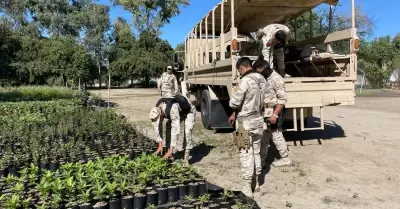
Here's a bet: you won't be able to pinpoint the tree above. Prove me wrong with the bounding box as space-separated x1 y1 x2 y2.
109 17 137 85
82 3 111 88
287 3 374 53
359 36 399 88
0 19 21 85
174 43 185 70
111 0 189 34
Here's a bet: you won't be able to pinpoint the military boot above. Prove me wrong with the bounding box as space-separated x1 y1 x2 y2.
183 150 190 166
241 180 253 198
272 157 292 167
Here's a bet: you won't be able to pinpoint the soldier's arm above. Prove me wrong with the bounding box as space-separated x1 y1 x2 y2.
273 77 288 115
169 104 181 147
158 73 164 90
152 117 163 143
157 78 161 90
173 75 179 94
229 78 249 110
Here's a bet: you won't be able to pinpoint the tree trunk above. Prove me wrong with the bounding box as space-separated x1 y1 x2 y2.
98 60 101 89
144 76 150 88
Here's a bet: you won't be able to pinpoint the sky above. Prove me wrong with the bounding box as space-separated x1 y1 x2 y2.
100 0 399 48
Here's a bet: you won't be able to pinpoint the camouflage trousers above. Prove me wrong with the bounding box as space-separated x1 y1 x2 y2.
238 117 264 180
261 42 285 76
162 111 195 151
260 122 289 162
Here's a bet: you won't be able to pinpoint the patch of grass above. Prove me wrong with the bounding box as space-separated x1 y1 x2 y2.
322 196 333 204
0 86 83 102
192 122 234 150
355 88 382 96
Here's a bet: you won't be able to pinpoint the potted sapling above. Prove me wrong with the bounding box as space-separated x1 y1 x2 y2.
4 194 21 209
65 176 78 208
77 188 93 209
119 179 133 209
49 193 63 209
93 181 108 209
105 181 120 209
182 195 195 209
0 158 6 177
36 178 51 205
132 184 146 209
49 148 60 172
176 173 188 200
11 182 24 197
21 197 33 209
220 190 234 208
198 193 211 208
39 153 49 171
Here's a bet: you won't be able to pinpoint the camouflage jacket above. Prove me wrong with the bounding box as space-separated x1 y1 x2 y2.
229 71 267 118
158 72 179 95
263 70 287 118
259 24 290 46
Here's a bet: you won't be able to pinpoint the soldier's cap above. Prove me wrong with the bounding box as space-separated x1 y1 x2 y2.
149 103 167 120
149 107 160 120
167 66 173 70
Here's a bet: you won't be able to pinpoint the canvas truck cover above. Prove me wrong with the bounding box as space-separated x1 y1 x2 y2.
196 0 339 34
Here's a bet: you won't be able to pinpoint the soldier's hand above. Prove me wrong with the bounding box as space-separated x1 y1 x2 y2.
268 115 277 124
155 142 163 155
163 148 173 160
228 114 236 125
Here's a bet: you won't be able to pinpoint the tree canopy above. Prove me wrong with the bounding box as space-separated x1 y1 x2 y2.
0 0 398 88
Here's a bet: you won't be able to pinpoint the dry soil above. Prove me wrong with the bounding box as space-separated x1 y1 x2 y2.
91 88 400 209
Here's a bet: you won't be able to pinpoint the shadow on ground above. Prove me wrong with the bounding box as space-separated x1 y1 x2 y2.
175 142 215 164
284 117 346 146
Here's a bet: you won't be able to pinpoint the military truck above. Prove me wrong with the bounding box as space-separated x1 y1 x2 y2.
178 0 359 131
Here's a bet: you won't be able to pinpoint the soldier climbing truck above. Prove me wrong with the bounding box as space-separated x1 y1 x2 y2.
176 0 359 131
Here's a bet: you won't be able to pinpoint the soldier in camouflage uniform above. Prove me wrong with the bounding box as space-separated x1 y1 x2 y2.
149 95 196 164
228 57 266 198
257 24 291 78
157 65 179 97
253 59 292 167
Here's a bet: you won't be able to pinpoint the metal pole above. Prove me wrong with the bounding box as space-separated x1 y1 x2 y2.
327 5 333 53
360 73 365 94
108 73 111 108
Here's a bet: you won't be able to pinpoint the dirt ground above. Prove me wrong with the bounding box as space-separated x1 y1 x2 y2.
92 88 400 209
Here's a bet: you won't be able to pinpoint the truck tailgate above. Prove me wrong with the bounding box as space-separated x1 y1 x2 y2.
285 81 355 108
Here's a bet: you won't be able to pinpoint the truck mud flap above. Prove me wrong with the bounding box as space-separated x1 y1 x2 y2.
209 100 234 129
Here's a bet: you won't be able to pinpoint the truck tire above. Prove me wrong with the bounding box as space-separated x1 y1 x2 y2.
200 89 212 130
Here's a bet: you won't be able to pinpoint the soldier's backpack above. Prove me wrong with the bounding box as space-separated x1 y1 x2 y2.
155 95 191 119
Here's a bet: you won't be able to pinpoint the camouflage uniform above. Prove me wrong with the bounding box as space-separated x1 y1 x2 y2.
158 71 179 97
149 96 196 162
261 70 291 167
229 71 266 198
258 24 290 77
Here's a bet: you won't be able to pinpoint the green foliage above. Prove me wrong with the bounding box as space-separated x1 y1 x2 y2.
112 0 190 33
109 24 174 86
359 36 400 88
0 86 83 102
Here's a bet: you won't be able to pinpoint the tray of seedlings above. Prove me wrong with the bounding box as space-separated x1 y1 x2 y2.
0 87 260 209
0 154 259 209
0 100 157 177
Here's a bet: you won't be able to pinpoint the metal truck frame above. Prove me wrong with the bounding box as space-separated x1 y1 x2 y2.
179 0 359 131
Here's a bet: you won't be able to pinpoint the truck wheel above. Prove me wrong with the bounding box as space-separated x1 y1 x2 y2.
201 89 212 130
